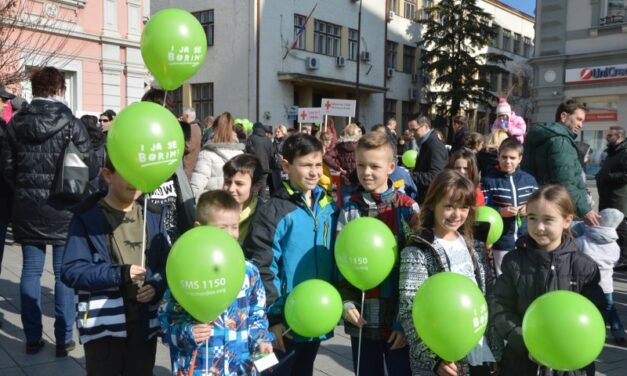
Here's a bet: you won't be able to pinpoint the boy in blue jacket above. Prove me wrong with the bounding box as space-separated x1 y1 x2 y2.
243 133 339 376
481 138 538 275
61 157 170 375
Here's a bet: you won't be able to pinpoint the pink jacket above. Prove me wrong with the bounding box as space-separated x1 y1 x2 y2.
491 111 526 143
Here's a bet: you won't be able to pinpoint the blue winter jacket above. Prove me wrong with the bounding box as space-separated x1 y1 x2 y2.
61 193 171 344
243 181 339 341
481 167 539 250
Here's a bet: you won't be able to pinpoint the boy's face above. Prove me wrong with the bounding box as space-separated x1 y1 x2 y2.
498 148 522 174
205 209 240 239
283 151 323 194
356 147 395 194
223 171 253 207
102 168 141 204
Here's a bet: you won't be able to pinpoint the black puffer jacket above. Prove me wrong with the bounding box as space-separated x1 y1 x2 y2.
596 140 627 215
0 99 92 245
246 123 273 173
493 234 604 376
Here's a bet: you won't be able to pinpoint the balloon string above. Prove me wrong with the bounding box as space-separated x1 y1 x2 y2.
162 90 168 108
141 194 148 269
205 338 209 375
356 291 365 376
281 328 292 337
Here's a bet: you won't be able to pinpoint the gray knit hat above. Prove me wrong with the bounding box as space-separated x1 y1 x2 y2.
599 208 625 229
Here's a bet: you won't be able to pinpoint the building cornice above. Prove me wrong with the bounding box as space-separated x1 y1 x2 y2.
530 49 627 64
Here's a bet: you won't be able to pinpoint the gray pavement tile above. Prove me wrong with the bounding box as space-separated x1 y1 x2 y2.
0 330 53 367
0 344 17 369
0 368 26 376
21 358 84 376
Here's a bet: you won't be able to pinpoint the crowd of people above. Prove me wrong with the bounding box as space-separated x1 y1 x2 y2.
0 67 626 376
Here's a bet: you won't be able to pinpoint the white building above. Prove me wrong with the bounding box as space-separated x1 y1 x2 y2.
151 0 533 132
532 0 627 172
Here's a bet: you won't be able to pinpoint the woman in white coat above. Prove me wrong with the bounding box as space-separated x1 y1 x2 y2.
190 112 244 201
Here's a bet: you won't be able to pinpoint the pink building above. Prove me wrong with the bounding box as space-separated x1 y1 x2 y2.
5 0 148 115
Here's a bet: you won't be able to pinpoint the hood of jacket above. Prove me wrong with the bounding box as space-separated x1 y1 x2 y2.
525 122 576 149
203 141 245 153
252 122 267 137
10 99 75 143
336 138 357 151
584 225 619 244
516 233 579 265
606 139 627 156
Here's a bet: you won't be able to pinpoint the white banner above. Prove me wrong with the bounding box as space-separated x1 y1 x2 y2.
321 98 356 117
297 107 323 123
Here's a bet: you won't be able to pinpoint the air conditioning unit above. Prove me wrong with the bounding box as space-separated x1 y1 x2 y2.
411 73 419 83
409 88 419 100
336 56 346 67
386 67 394 78
387 11 395 21
306 57 320 70
360 50 371 62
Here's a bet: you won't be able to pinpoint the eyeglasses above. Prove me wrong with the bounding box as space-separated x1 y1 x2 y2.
99 118 110 123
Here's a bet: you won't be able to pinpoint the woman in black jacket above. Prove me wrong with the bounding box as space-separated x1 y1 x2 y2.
0 67 92 356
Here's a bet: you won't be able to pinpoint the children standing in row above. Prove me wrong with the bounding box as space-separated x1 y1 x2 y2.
243 133 339 376
61 157 171 375
338 132 418 375
482 138 538 274
159 190 274 375
493 185 604 375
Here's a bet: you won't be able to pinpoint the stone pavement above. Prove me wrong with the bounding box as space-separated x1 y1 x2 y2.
0 240 626 375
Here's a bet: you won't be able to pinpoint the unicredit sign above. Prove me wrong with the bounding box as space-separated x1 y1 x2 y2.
566 64 627 84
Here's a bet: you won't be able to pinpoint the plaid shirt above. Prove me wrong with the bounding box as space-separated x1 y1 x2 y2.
158 261 274 376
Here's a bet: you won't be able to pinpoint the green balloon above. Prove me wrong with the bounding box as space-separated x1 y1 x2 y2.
166 226 246 323
402 149 418 168
107 102 184 192
284 279 343 338
234 118 243 125
141 9 207 90
412 272 488 361
523 291 605 371
335 217 397 291
475 206 504 245
243 120 253 133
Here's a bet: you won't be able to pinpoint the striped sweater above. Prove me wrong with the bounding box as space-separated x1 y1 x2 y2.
61 193 171 344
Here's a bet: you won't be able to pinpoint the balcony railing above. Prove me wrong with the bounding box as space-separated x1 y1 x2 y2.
600 14 624 26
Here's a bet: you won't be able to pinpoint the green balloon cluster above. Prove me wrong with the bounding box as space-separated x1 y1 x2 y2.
141 9 207 90
107 102 184 192
335 217 397 291
475 206 504 245
523 291 605 371
412 272 488 361
166 226 246 323
284 280 342 338
401 150 418 168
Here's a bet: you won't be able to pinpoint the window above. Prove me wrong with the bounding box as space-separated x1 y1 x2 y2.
192 83 214 122
386 41 398 70
385 99 397 125
388 0 399 14
501 72 510 92
502 29 511 51
491 24 500 48
403 45 416 73
314 19 341 57
523 37 532 57
513 33 521 54
171 87 183 117
404 0 416 19
512 74 519 96
193 10 214 46
402 101 413 130
348 29 359 61
601 0 625 25
490 73 498 92
293 14 306 50
421 0 433 20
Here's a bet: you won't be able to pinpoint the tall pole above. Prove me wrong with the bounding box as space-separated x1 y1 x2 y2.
354 0 362 122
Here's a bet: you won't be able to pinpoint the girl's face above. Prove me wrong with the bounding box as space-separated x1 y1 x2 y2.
526 198 573 252
452 158 469 178
433 192 470 239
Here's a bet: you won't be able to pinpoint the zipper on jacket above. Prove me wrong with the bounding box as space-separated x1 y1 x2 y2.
546 253 556 291
509 174 519 241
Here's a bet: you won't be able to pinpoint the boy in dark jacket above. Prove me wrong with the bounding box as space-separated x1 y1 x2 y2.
482 138 538 275
61 157 170 376
243 133 339 376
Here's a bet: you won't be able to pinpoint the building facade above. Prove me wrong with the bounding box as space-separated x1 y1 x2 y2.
532 0 627 172
5 0 148 116
152 0 533 132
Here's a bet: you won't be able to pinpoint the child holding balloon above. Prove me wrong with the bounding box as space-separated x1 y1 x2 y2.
61 157 171 375
159 190 274 375
338 131 419 376
493 185 604 375
398 169 497 375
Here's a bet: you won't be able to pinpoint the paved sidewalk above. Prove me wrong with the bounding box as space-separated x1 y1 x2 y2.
0 239 626 375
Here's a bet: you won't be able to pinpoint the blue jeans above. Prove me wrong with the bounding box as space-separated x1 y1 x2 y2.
349 336 412 376
605 293 625 339
20 244 74 345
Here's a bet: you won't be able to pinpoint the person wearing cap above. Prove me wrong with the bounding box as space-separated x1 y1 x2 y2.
245 121 274 198
490 97 527 144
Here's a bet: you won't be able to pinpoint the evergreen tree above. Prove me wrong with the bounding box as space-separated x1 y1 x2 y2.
419 0 509 127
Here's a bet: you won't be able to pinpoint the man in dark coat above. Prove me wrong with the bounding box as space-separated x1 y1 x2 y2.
246 122 274 198
597 126 627 267
408 115 448 204
449 115 469 153
522 99 601 226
